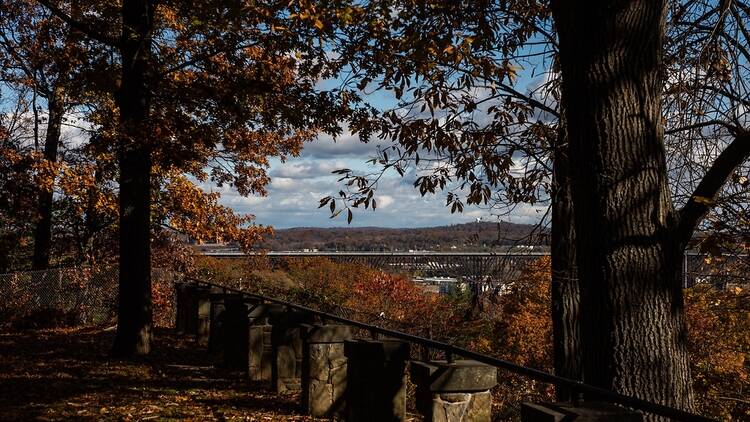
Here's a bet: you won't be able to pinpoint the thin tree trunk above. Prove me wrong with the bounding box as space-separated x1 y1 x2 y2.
550 123 581 400
32 87 65 270
112 0 154 357
31 0 81 271
551 0 694 412
83 166 102 265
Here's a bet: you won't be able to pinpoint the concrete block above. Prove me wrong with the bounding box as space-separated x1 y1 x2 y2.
410 360 497 393
344 339 410 422
411 360 497 422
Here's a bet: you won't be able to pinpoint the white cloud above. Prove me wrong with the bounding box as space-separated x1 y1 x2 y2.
302 129 392 159
377 195 395 209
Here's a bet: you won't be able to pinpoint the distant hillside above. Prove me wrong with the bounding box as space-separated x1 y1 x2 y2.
255 221 546 252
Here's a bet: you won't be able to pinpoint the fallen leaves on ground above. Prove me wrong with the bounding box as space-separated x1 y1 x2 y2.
0 327 321 421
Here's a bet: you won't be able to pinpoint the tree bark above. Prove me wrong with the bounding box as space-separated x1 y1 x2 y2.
111 0 154 357
550 124 581 400
551 0 694 412
31 86 65 270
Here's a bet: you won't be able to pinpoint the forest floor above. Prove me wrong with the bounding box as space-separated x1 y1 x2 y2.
0 326 319 421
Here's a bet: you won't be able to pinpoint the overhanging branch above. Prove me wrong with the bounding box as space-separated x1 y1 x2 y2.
36 0 120 48
677 129 750 246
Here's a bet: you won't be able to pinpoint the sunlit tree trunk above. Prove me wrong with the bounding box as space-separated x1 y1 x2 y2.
552 0 694 412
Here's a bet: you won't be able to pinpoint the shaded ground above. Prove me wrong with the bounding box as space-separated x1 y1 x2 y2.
0 326 319 421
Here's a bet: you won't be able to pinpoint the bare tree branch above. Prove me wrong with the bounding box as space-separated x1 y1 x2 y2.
665 119 741 135
35 0 120 48
677 129 750 246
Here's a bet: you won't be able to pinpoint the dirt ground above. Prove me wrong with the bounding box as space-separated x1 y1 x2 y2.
0 326 319 421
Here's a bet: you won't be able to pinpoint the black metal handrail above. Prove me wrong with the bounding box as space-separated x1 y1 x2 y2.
186 277 715 422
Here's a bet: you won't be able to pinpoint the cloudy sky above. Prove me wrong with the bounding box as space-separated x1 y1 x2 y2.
214 129 547 229
213 69 554 229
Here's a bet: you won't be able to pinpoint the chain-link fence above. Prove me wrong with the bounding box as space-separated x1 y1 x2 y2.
0 267 177 330
0 267 118 329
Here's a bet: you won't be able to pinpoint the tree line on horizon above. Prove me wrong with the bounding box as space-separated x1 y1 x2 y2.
254 221 544 252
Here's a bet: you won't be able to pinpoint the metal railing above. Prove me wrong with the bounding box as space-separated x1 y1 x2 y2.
187 276 715 422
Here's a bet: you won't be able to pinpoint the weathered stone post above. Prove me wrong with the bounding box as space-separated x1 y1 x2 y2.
185 285 211 335
270 310 315 393
208 292 242 356
410 360 498 422
247 303 285 382
222 295 250 370
301 324 353 418
520 402 643 421
196 287 220 347
208 292 225 354
174 282 189 334
344 339 410 422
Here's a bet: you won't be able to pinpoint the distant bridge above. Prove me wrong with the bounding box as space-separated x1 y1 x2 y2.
206 251 544 281
201 250 745 287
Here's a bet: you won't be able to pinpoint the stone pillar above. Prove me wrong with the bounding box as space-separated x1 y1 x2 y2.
301 324 353 418
270 310 315 393
344 339 410 422
208 292 242 356
410 360 498 422
195 288 215 347
520 402 643 422
222 295 250 370
185 285 211 335
174 282 189 334
247 303 285 382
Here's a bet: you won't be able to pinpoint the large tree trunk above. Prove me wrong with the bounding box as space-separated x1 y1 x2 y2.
112 0 154 357
31 87 65 270
550 124 581 400
551 0 694 412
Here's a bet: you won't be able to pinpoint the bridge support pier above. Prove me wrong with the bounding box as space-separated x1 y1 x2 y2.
344 339 410 422
301 324 353 418
410 360 497 422
520 402 643 421
270 311 316 393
